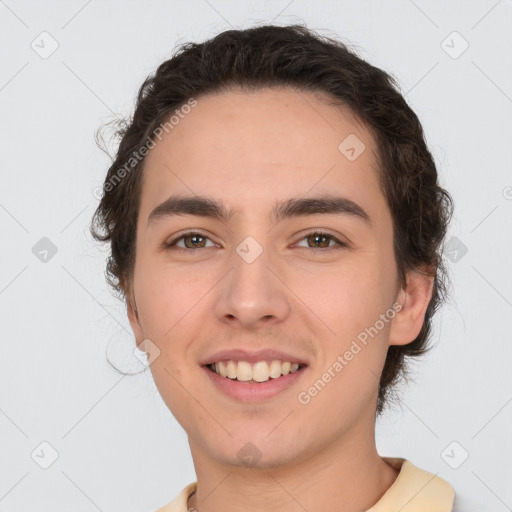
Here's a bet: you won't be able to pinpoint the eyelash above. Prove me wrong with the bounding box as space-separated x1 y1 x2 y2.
163 230 348 252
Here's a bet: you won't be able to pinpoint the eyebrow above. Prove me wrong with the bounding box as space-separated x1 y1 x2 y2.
147 193 371 227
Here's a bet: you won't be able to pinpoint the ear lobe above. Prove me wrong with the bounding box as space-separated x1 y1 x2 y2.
388 269 435 347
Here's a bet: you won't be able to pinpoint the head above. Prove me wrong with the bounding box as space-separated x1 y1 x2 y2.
91 24 453 465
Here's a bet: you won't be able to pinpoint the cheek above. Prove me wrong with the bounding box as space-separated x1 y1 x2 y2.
133 252 207 339
133 253 211 373
149 361 206 436
135 260 208 429
294 267 392 419
290 259 394 408
292 260 391 338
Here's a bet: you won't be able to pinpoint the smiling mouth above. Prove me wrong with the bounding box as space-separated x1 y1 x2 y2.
205 360 306 383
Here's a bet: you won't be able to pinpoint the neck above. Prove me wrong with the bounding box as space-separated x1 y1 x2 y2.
186 419 399 512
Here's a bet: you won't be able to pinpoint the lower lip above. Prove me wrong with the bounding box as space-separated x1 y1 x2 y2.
202 365 307 402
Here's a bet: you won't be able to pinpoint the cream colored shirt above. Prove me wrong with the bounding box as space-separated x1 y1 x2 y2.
155 457 455 511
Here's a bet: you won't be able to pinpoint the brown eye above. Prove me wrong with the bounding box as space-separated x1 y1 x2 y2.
307 233 331 248
165 231 216 250
182 234 207 248
296 231 346 250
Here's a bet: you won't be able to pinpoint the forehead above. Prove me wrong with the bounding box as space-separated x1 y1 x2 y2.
139 87 387 224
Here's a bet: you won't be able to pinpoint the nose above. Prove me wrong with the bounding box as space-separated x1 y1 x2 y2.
213 243 291 330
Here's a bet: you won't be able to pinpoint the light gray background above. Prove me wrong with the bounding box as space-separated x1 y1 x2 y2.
1 0 511 511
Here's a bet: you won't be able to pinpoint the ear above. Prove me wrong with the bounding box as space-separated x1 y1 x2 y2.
123 281 145 346
388 268 434 347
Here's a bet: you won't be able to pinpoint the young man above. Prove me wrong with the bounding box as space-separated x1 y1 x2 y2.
91 24 455 511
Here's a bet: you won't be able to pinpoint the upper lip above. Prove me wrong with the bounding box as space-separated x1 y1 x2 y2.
200 348 310 366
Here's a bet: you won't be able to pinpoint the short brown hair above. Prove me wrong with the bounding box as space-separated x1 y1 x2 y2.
90 24 454 416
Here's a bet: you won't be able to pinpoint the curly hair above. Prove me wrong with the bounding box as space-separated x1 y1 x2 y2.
90 23 454 416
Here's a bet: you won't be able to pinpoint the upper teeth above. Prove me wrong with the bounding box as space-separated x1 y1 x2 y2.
211 360 301 382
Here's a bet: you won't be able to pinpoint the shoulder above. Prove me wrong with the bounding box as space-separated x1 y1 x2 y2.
368 457 455 511
155 482 197 512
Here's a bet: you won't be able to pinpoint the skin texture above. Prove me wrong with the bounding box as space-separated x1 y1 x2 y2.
125 88 434 512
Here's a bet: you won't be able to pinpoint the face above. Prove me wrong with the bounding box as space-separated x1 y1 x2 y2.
126 87 431 470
